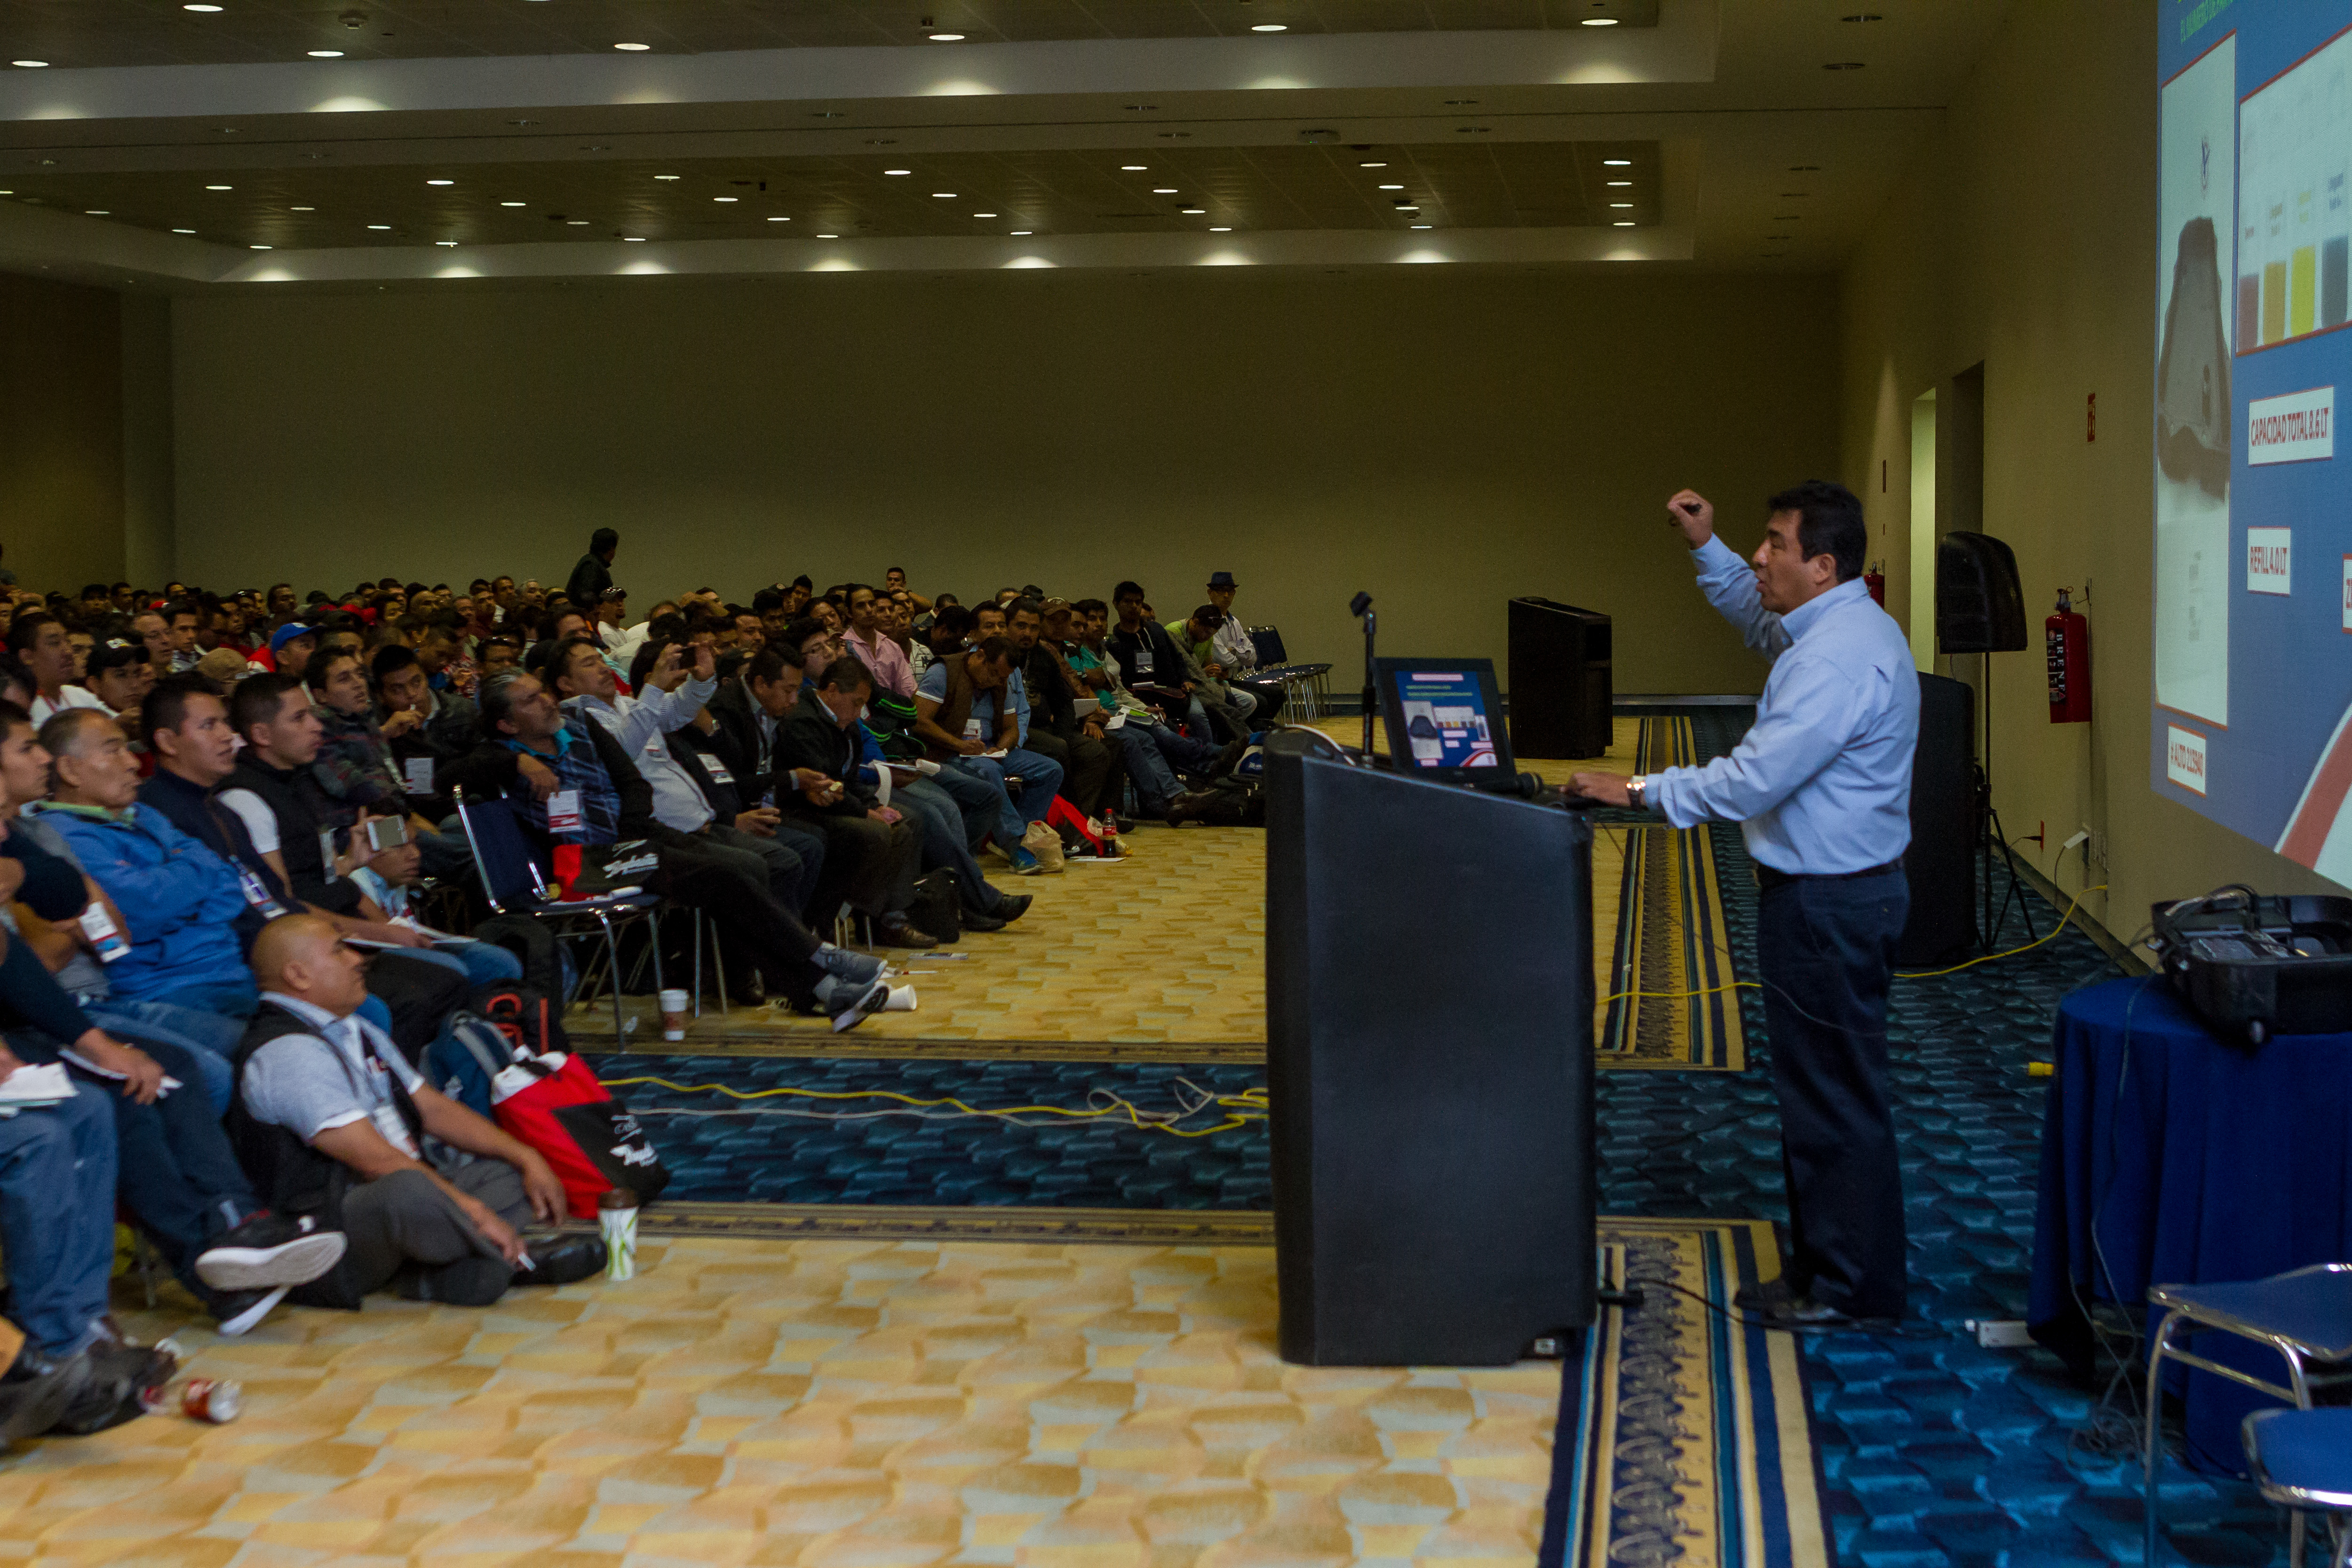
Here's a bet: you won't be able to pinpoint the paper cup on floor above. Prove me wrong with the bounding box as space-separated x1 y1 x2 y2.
658 988 689 1040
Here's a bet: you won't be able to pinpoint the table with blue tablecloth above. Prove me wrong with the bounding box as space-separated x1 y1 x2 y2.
2028 975 2352 1472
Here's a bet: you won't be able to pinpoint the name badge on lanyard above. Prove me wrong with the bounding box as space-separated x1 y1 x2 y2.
318 828 339 880
547 788 585 837
235 865 289 917
704 759 735 785
963 718 985 741
403 756 437 795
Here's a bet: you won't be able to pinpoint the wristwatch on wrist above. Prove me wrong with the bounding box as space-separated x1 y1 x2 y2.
1626 776 1648 812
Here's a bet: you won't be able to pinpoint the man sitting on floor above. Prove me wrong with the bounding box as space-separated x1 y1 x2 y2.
230 914 603 1307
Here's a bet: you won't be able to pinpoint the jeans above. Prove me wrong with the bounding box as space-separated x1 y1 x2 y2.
1110 722 1222 811
920 760 1006 850
951 748 1064 841
1754 868 1910 1318
897 777 1008 914
68 1036 259 1292
0 1086 115 1355
397 939 525 988
82 997 246 1114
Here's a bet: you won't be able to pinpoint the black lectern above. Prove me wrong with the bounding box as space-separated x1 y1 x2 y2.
1507 597 1613 758
1263 731 1598 1365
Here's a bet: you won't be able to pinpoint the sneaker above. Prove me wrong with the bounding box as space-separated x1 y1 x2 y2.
813 973 892 1033
397 1256 512 1307
813 944 888 985
0 1346 94 1444
210 1285 291 1337
196 1212 348 1292
516 1234 607 1287
1008 846 1043 876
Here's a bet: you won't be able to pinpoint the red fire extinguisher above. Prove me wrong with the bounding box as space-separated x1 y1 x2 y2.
2047 588 2090 724
1863 561 1886 606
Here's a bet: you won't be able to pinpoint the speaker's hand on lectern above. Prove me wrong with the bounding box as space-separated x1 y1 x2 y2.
1666 489 1713 549
1568 771 1633 807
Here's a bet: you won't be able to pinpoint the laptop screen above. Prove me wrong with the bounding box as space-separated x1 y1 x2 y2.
1373 658 1515 785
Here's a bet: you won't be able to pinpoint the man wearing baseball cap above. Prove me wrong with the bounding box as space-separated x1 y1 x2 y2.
1202 572 1283 723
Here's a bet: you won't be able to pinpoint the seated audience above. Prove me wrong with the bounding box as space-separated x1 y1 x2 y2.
841 584 915 700
230 914 601 1307
9 614 108 725
443 670 893 1021
80 639 152 726
1006 597 1117 820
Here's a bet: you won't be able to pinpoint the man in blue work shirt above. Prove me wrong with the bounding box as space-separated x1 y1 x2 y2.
1575 481 1920 1325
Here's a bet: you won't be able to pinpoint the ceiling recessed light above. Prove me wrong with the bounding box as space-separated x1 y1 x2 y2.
817 233 838 238
84 210 107 215
972 211 997 217
183 3 222 9
768 215 789 222
290 205 314 211
366 223 390 230
500 201 524 207
1607 180 1632 187
1613 220 1635 227
931 191 956 198
1209 226 1232 231
1180 207 1206 215
622 236 645 242
1395 205 1419 212
1603 158 1632 167
615 41 650 51
1251 23 1287 30
205 184 232 191
1359 161 1387 168
928 32 964 40
1610 202 1633 208
1378 183 1403 191
1411 223 1432 229
1581 16 1619 24
566 219 588 225
1152 187 1179 194
883 168 912 175
1121 164 1148 171
249 244 271 250
713 196 737 202
426 178 453 186
653 174 680 181
10 60 48 68
435 239 459 247
172 227 194 233
307 49 342 56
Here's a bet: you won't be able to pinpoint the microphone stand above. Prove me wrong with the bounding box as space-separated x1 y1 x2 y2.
1351 592 1376 756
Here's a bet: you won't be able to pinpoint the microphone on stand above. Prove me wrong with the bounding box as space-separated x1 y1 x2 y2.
1351 592 1375 758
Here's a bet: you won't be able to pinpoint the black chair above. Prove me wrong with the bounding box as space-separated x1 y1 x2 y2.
1248 626 1332 719
450 785 665 1042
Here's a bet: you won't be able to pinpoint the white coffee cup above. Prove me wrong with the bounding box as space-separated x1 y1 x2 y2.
658 987 690 1041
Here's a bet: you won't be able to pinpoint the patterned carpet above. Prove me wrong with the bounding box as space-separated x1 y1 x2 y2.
0 701 2299 1568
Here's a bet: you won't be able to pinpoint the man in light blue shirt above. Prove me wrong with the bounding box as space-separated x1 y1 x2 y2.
1575 481 1919 1326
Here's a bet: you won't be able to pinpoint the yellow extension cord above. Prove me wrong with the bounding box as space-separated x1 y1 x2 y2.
598 1075 1271 1138
604 885 2108 1122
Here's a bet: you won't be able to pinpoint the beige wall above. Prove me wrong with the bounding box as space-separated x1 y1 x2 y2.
0 273 125 595
171 269 1837 692
1840 0 2340 935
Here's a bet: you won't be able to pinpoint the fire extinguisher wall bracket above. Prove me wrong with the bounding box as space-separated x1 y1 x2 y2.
2047 589 2091 724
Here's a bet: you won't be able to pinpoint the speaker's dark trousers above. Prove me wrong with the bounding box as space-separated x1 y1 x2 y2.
1753 864 1909 1318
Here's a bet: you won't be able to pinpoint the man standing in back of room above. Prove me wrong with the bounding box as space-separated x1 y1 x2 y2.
1572 482 1920 1327
566 528 619 610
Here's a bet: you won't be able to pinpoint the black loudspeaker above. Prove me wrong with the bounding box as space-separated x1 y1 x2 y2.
1264 731 1597 1365
1899 673 1977 966
1507 597 1613 758
1936 532 2028 654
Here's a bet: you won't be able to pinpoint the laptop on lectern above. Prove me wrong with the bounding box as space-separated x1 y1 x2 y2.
1371 657 1517 789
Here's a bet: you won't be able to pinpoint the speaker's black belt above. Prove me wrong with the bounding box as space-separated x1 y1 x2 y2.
1753 857 1905 891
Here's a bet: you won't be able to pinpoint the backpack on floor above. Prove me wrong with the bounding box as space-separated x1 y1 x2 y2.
450 1027 671 1219
473 985 571 1059
907 867 962 944
469 913 567 997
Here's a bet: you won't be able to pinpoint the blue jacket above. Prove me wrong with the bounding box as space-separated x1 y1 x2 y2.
29 801 250 1003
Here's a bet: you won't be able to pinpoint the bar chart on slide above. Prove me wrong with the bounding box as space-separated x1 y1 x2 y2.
2239 29 2352 351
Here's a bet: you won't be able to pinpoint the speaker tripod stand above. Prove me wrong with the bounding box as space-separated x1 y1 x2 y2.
1973 655 2039 952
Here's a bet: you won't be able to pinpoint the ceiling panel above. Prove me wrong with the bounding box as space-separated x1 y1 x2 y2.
0 0 1658 69
0 137 1659 245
